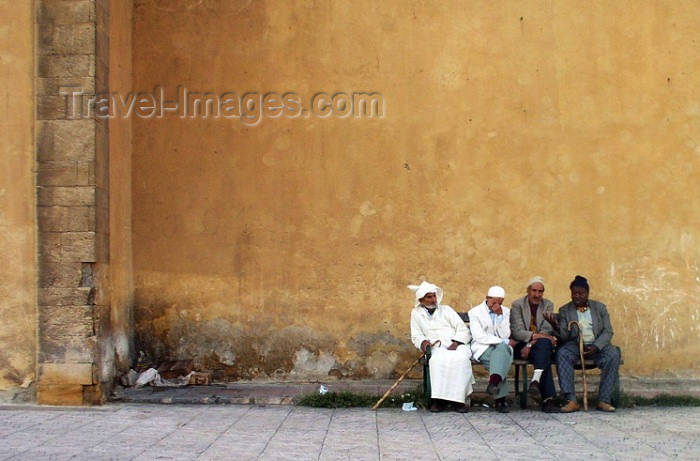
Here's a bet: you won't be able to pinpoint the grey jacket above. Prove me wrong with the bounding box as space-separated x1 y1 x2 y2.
510 295 556 342
557 299 614 350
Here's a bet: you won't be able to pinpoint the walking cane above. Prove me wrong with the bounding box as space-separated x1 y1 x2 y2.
371 352 425 410
567 320 588 411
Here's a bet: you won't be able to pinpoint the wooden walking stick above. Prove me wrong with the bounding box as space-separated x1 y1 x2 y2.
371 352 425 410
567 320 588 411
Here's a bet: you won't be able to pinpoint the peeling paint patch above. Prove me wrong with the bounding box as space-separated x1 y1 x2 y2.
133 297 420 381
366 350 399 378
114 333 131 367
291 348 336 377
359 201 377 216
135 303 351 380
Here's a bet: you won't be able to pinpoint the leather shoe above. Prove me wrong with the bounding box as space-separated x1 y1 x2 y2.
429 401 443 413
486 383 499 396
596 401 616 412
541 399 561 413
528 381 541 398
494 400 509 413
560 400 580 413
453 402 469 413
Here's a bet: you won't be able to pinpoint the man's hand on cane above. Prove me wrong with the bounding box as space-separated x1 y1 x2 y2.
583 344 599 357
421 340 441 353
420 340 430 353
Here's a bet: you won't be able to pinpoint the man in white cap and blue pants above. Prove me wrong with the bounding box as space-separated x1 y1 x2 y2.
468 285 515 413
409 281 473 413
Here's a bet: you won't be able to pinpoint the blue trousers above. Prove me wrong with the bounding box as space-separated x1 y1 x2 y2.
555 341 620 403
478 343 513 399
515 339 556 400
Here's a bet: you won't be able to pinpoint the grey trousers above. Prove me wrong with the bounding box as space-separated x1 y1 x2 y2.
478 343 513 399
556 341 621 403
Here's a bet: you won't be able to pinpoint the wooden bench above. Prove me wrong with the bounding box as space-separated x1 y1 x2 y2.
421 315 623 409
423 348 623 409
512 351 623 409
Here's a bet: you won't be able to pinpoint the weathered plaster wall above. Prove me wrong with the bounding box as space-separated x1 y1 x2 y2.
132 1 700 379
108 0 134 374
0 0 37 402
92 0 136 402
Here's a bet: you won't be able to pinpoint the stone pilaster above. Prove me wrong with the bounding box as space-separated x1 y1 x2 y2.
36 0 104 405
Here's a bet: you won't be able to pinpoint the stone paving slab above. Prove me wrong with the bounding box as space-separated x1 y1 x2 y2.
0 404 698 460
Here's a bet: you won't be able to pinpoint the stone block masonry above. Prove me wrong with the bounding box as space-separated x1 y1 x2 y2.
35 0 108 405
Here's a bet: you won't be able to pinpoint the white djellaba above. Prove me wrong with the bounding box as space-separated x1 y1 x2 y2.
408 281 474 403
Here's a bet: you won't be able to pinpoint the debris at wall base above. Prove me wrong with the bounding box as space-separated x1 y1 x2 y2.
188 371 212 385
157 359 194 379
120 369 139 387
154 371 194 387
135 368 159 387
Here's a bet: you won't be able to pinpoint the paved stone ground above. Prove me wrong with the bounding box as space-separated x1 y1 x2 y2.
0 404 698 460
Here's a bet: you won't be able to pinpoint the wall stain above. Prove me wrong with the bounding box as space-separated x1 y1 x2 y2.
134 301 417 380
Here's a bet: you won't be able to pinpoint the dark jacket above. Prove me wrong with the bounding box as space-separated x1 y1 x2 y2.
557 299 614 350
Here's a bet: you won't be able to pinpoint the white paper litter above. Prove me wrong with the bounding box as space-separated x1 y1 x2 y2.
135 368 159 388
402 402 418 411
135 368 195 388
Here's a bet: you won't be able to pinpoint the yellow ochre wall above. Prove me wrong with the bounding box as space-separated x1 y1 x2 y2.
131 1 700 379
107 0 135 380
0 1 37 400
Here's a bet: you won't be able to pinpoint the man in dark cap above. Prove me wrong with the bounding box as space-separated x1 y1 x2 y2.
544 275 621 413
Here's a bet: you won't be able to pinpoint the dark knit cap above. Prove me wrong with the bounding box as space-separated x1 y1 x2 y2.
569 275 589 291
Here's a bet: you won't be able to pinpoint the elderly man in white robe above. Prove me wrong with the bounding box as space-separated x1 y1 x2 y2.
469 285 516 413
410 281 473 413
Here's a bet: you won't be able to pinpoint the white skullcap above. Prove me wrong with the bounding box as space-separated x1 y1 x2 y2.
487 285 506 298
407 281 444 308
528 276 545 287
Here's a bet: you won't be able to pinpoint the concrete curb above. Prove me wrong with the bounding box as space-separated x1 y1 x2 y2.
112 377 700 406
